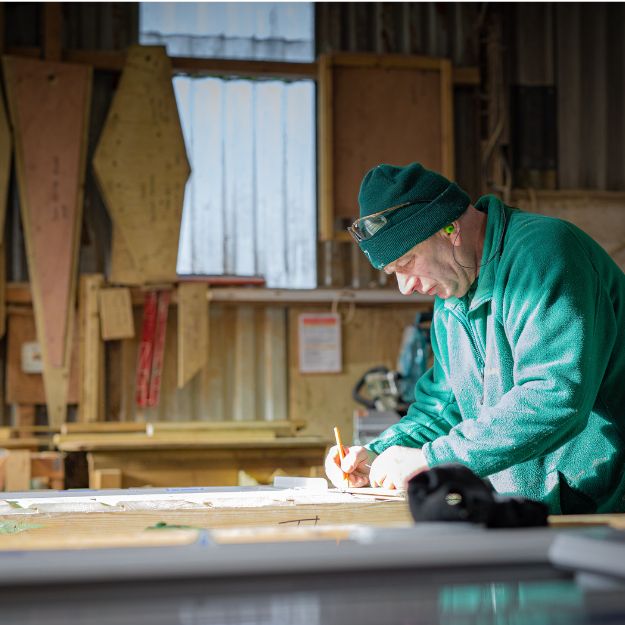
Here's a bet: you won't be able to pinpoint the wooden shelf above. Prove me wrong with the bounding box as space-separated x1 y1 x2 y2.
7 282 434 307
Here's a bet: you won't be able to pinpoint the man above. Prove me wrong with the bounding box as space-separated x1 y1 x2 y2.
325 162 625 514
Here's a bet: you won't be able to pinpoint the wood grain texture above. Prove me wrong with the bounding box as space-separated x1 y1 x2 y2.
0 83 11 242
317 53 454 239
78 275 104 422
3 56 92 425
177 283 208 388
93 45 190 284
99 287 135 340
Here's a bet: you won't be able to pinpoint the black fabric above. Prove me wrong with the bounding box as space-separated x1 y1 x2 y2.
407 464 549 528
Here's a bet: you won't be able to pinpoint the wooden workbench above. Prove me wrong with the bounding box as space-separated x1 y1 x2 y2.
54 434 330 488
0 486 411 550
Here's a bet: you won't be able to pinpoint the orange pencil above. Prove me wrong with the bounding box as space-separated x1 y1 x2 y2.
333 426 349 484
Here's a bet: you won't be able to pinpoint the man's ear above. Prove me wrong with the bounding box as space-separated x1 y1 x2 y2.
441 221 461 246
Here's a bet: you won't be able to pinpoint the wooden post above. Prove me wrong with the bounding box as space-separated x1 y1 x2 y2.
5 450 31 491
12 404 35 438
43 3 63 62
79 275 104 422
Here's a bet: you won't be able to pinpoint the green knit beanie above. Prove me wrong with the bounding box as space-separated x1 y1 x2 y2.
357 163 471 269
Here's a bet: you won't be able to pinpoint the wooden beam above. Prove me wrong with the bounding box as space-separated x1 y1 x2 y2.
8 46 478 86
78 275 104 422
2 450 30 491
177 283 208 388
43 3 63 62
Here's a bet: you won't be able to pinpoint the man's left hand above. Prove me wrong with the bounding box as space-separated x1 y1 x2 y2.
369 446 429 490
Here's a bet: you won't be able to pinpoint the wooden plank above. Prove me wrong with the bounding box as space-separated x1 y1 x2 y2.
0 494 410 533
99 287 135 340
177 283 208 388
135 291 158 408
78 275 104 422
90 468 122 489
0 529 199 551
0 82 11 242
93 45 190 284
60 420 304 435
318 54 334 241
147 289 171 407
55 434 328 452
4 450 30 491
43 3 63 62
233 307 256 421
3 56 92 425
262 307 288 421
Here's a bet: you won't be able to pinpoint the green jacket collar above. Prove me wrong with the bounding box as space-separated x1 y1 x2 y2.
444 194 510 313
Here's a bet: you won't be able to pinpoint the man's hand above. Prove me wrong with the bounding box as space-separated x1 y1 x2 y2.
325 445 377 488
369 446 429 490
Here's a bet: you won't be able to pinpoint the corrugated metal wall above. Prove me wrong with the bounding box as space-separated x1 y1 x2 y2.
509 2 625 191
315 2 483 199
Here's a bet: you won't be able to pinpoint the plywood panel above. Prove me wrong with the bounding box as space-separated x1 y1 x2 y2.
6 312 80 404
318 53 454 239
93 45 190 284
3 56 92 424
177 283 208 388
99 287 135 340
289 305 431 442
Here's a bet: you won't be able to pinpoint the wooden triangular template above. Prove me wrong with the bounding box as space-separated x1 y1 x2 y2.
3 56 92 425
93 45 190 284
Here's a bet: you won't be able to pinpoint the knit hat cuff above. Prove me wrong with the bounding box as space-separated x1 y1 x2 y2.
359 182 471 269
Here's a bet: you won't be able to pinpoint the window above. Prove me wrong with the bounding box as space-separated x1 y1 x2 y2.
139 3 317 288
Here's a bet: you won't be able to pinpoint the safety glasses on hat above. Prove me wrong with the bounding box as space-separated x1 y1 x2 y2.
347 200 432 243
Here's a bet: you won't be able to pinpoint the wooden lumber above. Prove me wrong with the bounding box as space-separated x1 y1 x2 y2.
0 78 12 244
78 275 104 422
0 489 411 536
147 289 170 407
1 449 30 491
3 56 92 425
0 85 11 339
93 45 190 284
177 283 208 388
54 434 328 452
109 225 144 285
90 468 122 489
0 529 199 551
99 287 135 340
43 3 62 62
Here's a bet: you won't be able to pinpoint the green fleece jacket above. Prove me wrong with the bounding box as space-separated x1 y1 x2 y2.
367 195 625 514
